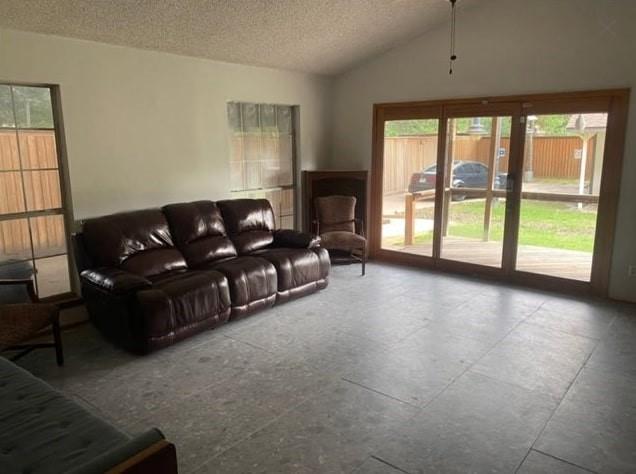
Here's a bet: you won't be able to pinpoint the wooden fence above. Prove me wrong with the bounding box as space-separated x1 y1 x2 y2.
383 134 597 194
0 130 66 260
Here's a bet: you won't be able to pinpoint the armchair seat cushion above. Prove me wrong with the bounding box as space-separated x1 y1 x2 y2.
209 256 277 319
319 231 366 252
0 304 58 347
135 271 230 348
253 248 323 292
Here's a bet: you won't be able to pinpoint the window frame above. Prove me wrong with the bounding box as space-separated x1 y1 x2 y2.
0 82 76 302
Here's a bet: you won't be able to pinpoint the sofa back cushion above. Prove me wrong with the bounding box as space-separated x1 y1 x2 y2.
217 199 275 254
82 209 187 278
162 201 237 267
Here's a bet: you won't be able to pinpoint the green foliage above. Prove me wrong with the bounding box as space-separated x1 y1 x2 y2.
384 115 571 138
384 119 438 136
535 115 570 135
0 85 54 129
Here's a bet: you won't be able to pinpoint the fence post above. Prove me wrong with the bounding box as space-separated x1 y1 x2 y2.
483 117 501 241
404 193 415 246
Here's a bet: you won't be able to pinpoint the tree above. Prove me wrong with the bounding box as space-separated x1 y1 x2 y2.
0 86 54 128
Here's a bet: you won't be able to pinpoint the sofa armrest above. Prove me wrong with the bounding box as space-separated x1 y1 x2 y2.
68 428 177 474
272 229 321 249
80 268 152 295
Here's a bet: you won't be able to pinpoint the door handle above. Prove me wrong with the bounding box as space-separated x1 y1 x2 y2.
506 174 515 193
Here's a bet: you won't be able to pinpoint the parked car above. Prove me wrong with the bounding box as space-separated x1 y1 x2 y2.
408 160 508 200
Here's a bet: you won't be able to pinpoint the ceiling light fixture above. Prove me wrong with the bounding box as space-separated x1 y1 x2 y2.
448 0 458 75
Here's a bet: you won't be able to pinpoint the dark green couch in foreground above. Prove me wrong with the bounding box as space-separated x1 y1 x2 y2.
0 357 177 474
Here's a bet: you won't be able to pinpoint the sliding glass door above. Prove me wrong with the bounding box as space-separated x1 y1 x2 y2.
440 113 514 269
515 113 607 282
380 117 440 256
371 90 628 295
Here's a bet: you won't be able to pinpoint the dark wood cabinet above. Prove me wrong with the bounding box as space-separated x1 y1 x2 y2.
302 170 369 234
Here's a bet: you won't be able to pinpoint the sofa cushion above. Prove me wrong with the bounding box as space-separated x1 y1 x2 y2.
82 209 186 278
136 270 230 339
163 201 238 267
0 357 129 474
217 199 275 254
253 248 323 292
315 195 356 233
209 256 277 315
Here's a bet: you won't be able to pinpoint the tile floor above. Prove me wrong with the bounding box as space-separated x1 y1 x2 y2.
15 263 636 473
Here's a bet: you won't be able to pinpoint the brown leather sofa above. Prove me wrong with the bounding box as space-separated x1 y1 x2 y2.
73 199 329 353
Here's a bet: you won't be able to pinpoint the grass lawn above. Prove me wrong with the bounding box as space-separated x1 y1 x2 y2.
385 200 597 252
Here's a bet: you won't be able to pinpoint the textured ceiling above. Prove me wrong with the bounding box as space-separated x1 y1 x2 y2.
0 0 476 75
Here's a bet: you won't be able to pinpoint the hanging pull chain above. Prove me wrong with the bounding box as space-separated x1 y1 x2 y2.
449 0 457 75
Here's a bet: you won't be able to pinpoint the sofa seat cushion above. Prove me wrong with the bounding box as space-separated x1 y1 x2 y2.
319 231 366 252
136 270 230 340
253 248 324 292
208 256 277 316
0 357 129 474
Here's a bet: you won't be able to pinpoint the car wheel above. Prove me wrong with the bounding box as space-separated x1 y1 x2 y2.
452 184 466 202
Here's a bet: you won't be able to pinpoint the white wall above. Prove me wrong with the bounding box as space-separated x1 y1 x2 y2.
330 0 636 302
0 28 332 222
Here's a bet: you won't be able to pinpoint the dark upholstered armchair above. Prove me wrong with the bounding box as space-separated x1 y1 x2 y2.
0 278 64 366
314 195 367 275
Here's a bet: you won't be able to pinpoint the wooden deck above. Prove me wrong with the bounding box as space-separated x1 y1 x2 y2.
382 237 592 281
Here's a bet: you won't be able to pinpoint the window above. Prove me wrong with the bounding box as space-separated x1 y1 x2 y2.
0 84 72 299
227 102 296 229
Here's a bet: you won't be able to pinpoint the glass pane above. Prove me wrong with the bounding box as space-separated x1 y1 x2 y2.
35 255 71 298
231 188 295 230
18 130 58 169
229 160 245 191
381 119 439 256
521 113 605 196
0 261 34 303
280 215 294 229
280 188 294 221
276 106 292 135
515 113 606 281
0 172 26 214
245 161 263 190
227 102 242 132
0 130 20 170
516 200 596 281
12 86 54 129
440 116 511 267
0 85 15 128
23 170 62 211
0 218 32 263
30 214 67 258
241 103 259 132
260 104 277 132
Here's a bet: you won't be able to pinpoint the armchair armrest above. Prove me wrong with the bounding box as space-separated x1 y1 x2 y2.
80 268 152 295
272 229 321 249
0 278 38 302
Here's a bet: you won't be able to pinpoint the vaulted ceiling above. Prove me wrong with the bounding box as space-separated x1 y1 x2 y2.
0 0 477 75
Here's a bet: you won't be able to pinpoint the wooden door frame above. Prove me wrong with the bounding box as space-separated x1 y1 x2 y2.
370 88 630 297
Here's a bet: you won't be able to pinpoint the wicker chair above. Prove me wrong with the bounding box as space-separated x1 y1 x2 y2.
314 195 367 275
0 278 64 366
